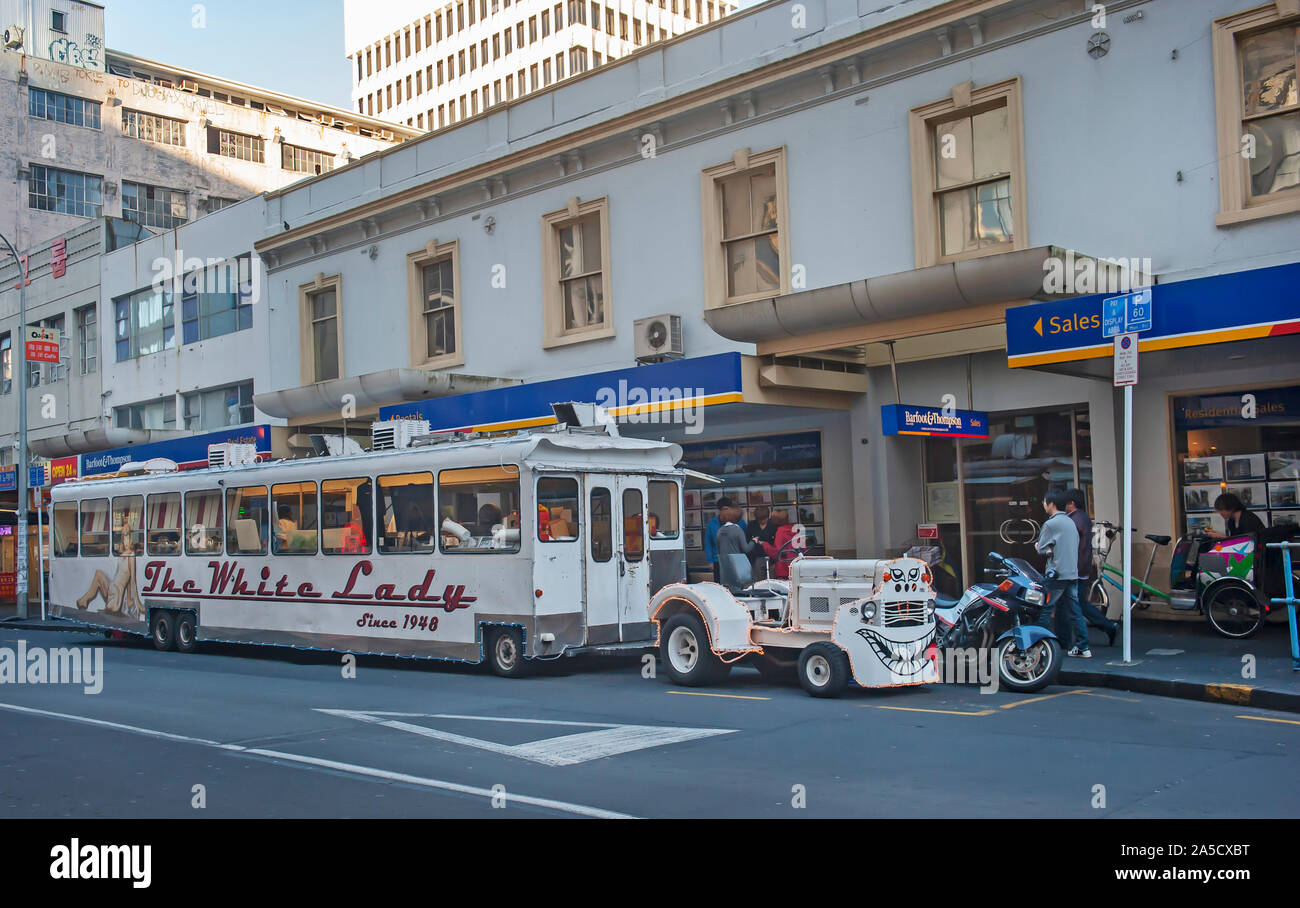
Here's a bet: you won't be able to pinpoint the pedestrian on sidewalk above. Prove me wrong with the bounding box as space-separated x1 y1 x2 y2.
704 497 747 581
1065 488 1120 647
1037 490 1091 658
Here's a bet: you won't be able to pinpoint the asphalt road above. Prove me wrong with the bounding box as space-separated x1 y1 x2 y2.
0 626 1296 818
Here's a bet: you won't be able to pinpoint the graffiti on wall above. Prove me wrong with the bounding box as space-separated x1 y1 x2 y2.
48 33 103 70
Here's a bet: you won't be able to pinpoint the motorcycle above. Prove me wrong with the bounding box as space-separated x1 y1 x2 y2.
933 552 1063 692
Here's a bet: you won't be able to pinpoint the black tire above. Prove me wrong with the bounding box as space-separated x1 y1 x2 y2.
150 610 176 652
175 612 198 654
751 651 798 684
660 612 730 686
996 636 1061 692
486 626 530 677
1088 579 1109 616
1204 584 1264 639
797 642 851 698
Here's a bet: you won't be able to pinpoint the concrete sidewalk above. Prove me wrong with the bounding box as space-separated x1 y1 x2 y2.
1061 616 1300 713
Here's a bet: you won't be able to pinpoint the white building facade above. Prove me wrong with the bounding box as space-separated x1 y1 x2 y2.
345 0 737 130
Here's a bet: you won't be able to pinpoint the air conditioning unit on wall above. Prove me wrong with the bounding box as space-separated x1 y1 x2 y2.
634 314 684 364
3 25 24 49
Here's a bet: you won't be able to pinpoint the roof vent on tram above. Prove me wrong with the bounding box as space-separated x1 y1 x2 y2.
208 443 258 468
551 402 619 436
371 418 433 451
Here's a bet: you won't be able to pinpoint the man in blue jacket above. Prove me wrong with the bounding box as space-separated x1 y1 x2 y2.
704 497 746 580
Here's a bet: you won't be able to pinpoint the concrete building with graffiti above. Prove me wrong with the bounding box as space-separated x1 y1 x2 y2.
0 0 420 251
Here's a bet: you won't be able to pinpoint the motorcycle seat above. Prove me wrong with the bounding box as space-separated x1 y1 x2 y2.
933 594 962 608
1145 534 1172 546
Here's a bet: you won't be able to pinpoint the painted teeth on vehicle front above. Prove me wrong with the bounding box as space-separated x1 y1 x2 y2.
855 628 935 675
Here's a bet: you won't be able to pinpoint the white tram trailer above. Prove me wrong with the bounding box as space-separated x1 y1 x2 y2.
48 411 939 697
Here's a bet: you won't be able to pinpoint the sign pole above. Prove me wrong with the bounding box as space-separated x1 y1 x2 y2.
0 231 28 620
36 486 45 621
1122 383 1133 664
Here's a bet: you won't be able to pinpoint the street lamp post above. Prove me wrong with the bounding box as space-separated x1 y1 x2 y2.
0 231 28 620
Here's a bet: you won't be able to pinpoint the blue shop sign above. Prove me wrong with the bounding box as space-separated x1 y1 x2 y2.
882 404 990 439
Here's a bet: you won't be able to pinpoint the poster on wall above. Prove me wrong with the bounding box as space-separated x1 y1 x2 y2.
1271 510 1300 528
1269 452 1300 480
684 529 703 550
1224 453 1267 481
926 482 960 523
1183 484 1221 512
1269 481 1300 510
1187 513 1226 536
1225 483 1267 510
1183 456 1224 483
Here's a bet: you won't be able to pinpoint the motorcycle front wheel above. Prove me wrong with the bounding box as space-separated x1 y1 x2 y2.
996 636 1062 693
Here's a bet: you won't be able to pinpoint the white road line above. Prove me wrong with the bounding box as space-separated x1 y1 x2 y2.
0 701 637 819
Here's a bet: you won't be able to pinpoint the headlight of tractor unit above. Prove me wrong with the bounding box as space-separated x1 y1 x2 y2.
861 603 877 622
1024 588 1045 605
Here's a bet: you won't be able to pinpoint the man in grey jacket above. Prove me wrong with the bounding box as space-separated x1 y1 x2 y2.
1036 490 1090 658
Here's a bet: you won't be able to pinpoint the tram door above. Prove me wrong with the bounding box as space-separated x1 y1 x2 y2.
584 477 650 644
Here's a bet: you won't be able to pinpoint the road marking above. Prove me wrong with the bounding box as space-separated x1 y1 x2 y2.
318 709 736 766
1075 691 1141 702
865 705 997 716
997 689 1089 709
1235 714 1300 727
666 690 771 701
0 701 635 819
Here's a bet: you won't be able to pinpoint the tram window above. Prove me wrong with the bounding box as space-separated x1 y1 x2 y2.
622 488 644 561
590 487 612 562
226 485 270 555
537 477 579 542
438 465 521 553
146 492 182 555
112 496 145 556
185 489 224 555
80 499 110 556
322 477 373 555
53 501 78 557
648 480 680 539
378 472 436 553
272 481 319 554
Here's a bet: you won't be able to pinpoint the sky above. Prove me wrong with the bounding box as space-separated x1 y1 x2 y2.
104 0 765 114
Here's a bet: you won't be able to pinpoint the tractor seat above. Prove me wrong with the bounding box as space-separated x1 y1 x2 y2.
1145 534 1172 546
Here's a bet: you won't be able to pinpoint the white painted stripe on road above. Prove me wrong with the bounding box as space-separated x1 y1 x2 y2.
0 701 637 819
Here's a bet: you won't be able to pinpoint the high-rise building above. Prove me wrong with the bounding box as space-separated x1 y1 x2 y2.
0 0 421 250
345 0 737 131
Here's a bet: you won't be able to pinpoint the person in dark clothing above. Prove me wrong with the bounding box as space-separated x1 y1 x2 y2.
1065 487 1119 647
746 506 775 544
1208 492 1266 539
705 497 747 580
715 503 760 591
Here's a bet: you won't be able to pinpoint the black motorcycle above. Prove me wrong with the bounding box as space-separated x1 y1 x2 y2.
933 552 1063 692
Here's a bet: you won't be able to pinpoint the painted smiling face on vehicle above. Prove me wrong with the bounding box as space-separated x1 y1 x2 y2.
881 561 930 596
854 626 936 676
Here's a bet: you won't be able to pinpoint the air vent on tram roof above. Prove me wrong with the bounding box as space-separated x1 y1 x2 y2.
208 443 258 468
371 418 432 451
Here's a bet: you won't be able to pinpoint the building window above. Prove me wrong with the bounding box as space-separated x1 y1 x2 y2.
541 197 612 347
51 9 67 32
114 289 175 360
183 380 254 431
121 181 188 229
516 21 524 45
1213 8 1300 224
76 304 96 375
206 196 238 212
208 128 265 163
605 6 613 33
634 19 641 43
180 257 254 344
505 27 512 54
406 241 461 368
282 144 335 175
908 78 1026 267
529 15 538 42
570 46 588 74
700 147 789 309
114 397 177 430
122 109 186 146
0 334 10 395
493 33 500 59
28 164 103 218
28 87 101 128
620 13 628 38
570 0 586 24
542 9 551 36
543 58 552 85
299 277 342 384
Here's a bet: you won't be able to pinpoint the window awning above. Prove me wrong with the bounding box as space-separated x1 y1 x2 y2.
252 368 519 421
29 426 188 459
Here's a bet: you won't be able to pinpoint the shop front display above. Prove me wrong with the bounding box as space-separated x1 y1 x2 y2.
1173 385 1300 534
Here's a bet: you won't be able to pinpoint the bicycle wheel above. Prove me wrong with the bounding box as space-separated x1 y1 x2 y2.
1204 584 1264 638
1088 578 1109 617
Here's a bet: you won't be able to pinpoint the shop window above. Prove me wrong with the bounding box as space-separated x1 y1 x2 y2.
113 496 144 556
146 492 182 556
322 478 374 555
439 466 521 552
80 499 110 557
53 502 78 557
1212 9 1300 224
700 147 789 310
226 486 270 555
378 472 437 553
538 477 580 541
648 480 680 539
185 490 224 555
908 78 1026 268
541 197 613 347
590 487 612 562
272 482 319 554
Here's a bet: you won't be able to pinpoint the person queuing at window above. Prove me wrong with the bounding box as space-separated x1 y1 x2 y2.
1037 490 1090 658
715 502 761 591
746 505 775 545
759 509 801 580
1207 492 1266 540
704 497 746 580
1064 488 1119 647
